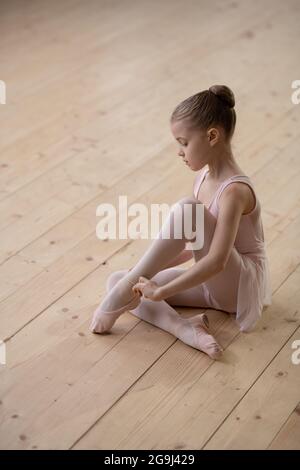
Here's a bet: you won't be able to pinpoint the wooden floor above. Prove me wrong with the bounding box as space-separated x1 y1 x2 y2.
0 0 300 450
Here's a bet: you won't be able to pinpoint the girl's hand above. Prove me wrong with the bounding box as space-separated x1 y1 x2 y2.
132 276 164 302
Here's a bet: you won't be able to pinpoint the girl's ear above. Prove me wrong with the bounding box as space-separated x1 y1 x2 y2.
207 127 219 145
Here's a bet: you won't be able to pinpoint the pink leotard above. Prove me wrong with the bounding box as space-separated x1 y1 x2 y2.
193 167 272 332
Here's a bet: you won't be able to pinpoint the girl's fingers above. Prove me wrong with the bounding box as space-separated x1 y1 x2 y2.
132 283 144 294
133 282 143 290
132 277 157 298
132 287 142 296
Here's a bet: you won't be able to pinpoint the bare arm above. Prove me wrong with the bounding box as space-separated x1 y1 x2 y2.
164 248 194 269
158 183 248 299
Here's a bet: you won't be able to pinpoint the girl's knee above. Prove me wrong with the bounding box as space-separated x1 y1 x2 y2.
106 269 129 292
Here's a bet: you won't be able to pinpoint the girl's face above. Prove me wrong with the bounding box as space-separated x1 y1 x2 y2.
170 119 213 171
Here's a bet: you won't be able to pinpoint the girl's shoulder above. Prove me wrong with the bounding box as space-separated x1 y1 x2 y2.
217 175 258 216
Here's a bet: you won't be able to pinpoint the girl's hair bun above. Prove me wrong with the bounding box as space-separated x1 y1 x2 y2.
209 85 235 108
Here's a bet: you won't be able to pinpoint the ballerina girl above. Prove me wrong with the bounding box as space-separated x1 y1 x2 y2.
90 84 272 360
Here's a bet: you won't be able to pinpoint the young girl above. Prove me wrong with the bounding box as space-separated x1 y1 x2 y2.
90 84 272 360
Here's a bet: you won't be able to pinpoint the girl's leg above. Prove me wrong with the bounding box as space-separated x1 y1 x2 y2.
95 196 209 316
92 196 241 335
126 195 241 307
106 267 214 308
106 269 223 360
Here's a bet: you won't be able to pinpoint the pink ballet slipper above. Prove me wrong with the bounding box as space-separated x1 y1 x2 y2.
90 277 141 334
187 313 224 360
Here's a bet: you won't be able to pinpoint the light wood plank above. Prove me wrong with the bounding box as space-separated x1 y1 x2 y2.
204 326 300 449
0 0 288 188
268 403 300 450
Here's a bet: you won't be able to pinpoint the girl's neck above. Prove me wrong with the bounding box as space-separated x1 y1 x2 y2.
207 147 242 180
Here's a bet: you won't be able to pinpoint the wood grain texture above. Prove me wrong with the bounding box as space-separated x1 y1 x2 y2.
0 0 299 450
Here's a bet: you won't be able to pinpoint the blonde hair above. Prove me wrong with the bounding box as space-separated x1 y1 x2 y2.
170 84 236 141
